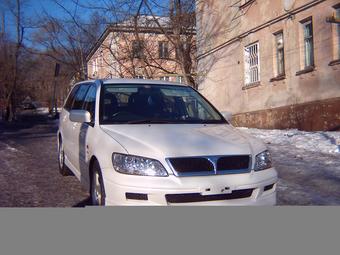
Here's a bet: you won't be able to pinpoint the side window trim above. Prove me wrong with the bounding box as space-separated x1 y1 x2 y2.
71 84 90 111
82 84 97 126
64 85 80 112
81 84 96 110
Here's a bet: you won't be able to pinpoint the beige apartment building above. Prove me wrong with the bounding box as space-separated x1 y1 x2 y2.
196 0 340 131
87 16 194 84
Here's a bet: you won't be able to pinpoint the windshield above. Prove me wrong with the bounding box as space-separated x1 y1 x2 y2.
100 84 227 124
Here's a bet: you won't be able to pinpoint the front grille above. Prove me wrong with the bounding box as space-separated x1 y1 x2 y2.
167 155 251 176
168 158 214 174
217 156 250 171
165 189 254 204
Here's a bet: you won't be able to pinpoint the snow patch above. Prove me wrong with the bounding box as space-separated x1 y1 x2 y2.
36 107 50 114
6 145 18 152
238 128 340 155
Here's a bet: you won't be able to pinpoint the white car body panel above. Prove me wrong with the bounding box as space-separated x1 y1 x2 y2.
58 79 278 206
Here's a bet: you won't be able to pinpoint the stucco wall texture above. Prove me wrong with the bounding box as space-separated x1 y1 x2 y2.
196 0 340 131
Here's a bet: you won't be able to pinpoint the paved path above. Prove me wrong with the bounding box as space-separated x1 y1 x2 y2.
270 143 340 205
0 112 90 207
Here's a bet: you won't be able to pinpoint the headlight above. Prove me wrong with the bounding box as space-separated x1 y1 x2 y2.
112 153 168 177
254 150 272 171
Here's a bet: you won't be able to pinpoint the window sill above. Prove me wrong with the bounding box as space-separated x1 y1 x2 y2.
239 0 256 9
296 66 315 76
329 59 340 66
242 81 261 90
269 74 286 82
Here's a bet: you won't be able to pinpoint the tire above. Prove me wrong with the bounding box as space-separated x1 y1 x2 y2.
58 139 72 176
90 161 106 206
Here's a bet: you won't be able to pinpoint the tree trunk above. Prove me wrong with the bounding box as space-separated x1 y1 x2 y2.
5 92 14 121
5 0 22 121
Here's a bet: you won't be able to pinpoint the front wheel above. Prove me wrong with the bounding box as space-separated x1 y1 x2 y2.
90 161 106 206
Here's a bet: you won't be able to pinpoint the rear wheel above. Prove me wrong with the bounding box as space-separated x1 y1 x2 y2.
90 161 106 206
58 139 72 176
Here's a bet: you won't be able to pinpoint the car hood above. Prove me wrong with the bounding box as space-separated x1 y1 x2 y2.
101 124 266 159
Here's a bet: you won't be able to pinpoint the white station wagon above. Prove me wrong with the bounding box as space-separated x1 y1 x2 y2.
58 79 277 206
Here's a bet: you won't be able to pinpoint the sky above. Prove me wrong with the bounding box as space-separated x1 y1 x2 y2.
0 0 166 31
1 0 102 42
0 0 170 48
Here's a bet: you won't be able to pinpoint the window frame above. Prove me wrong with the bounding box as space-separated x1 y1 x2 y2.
135 75 145 79
176 76 184 84
244 41 260 86
132 40 144 59
175 42 189 60
335 6 340 59
159 41 169 59
160 76 170 81
274 31 285 77
301 17 315 68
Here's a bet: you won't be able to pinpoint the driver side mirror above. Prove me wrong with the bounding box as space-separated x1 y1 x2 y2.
69 110 91 123
221 111 233 123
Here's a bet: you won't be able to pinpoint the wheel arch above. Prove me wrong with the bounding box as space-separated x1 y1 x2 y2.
88 156 99 191
57 131 62 148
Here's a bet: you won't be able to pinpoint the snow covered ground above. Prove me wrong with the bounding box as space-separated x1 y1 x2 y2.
239 128 340 154
239 127 340 205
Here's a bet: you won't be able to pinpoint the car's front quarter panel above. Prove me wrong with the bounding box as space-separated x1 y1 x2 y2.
81 125 128 191
88 126 128 168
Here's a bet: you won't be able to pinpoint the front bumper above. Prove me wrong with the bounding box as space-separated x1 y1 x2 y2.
101 167 278 206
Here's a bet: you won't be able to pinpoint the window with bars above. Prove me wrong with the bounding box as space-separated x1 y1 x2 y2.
275 31 285 76
244 42 260 85
159 41 169 59
302 19 314 67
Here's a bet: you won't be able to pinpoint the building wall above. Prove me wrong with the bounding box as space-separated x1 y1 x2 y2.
196 0 340 131
87 31 187 83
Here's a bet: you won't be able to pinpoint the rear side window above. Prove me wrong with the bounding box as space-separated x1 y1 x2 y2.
72 84 90 110
83 85 97 122
64 85 79 111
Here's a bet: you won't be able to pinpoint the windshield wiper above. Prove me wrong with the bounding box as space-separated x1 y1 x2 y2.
127 119 173 124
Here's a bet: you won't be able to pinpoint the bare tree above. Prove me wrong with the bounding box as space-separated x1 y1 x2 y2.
0 0 25 121
30 1 105 83
143 0 196 87
69 0 197 87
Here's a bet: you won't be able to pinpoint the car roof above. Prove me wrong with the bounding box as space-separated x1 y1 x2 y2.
93 78 189 87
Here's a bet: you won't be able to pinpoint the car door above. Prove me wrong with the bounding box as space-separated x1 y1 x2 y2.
60 84 79 168
67 84 90 175
77 84 97 186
